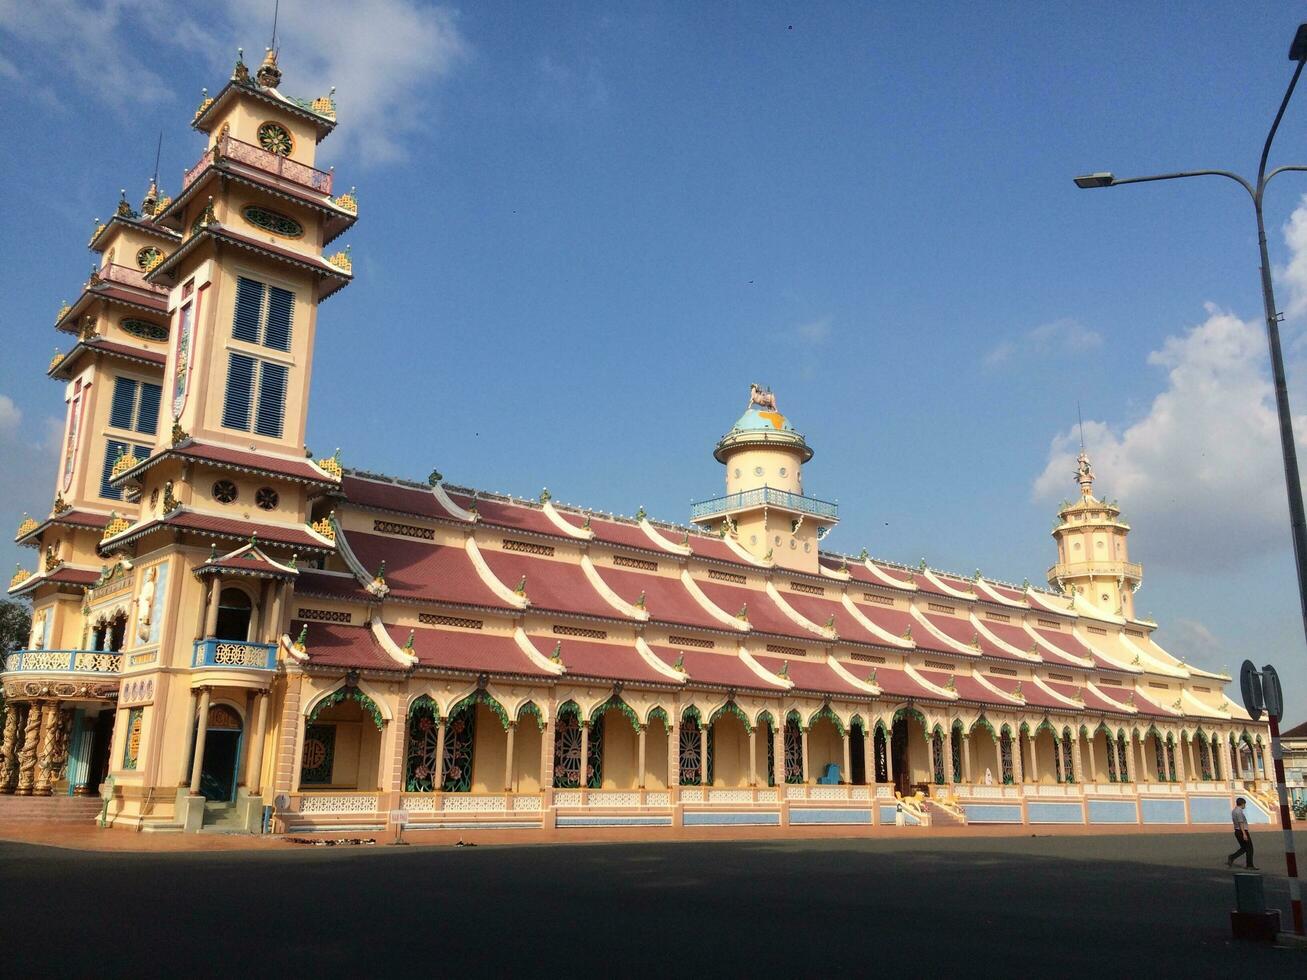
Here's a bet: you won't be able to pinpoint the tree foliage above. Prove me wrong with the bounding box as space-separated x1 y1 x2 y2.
0 599 31 722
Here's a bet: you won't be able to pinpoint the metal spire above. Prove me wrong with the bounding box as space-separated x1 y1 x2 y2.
1077 401 1085 452
151 130 163 186
271 0 280 52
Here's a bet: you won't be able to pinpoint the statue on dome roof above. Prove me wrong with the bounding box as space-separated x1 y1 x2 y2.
1076 449 1094 496
749 383 777 412
256 47 282 88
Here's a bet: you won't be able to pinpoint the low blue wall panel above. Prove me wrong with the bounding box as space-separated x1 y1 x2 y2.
683 811 780 826
789 808 872 825
1027 801 1084 824
1188 795 1233 824
878 804 921 826
556 815 673 827
963 803 1023 823
1087 799 1137 824
1140 798 1186 824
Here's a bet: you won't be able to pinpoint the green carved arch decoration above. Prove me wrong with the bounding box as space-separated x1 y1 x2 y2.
1061 726 1074 739
1132 726 1142 739
850 713 866 733
448 689 510 731
756 709 776 731
708 700 752 733
930 722 945 738
1196 729 1209 745
517 700 546 732
971 716 998 741
1035 719 1057 737
1145 723 1162 740
874 717 889 736
893 706 926 728
1000 723 1012 738
407 693 438 722
309 685 384 731
557 700 580 722
1118 728 1129 741
808 704 845 736
1166 732 1176 746
592 696 640 730
682 704 703 724
1094 721 1112 737
647 706 671 731
1019 721 1031 736
1079 724 1090 738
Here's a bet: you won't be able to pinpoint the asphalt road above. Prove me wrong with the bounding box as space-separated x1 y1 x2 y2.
0 831 1302 976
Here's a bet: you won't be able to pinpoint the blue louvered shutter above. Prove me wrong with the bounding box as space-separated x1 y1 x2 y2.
132 444 151 464
232 277 265 343
109 377 138 430
100 440 128 499
136 382 161 435
265 286 293 351
221 353 255 431
255 362 288 437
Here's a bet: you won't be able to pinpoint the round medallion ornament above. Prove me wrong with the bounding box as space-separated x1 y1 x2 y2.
255 487 279 510
257 122 293 156
212 480 238 504
302 738 327 771
242 205 303 238
136 246 164 270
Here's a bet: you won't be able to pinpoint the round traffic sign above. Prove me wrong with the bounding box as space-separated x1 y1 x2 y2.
1260 663 1283 720
1240 659 1263 722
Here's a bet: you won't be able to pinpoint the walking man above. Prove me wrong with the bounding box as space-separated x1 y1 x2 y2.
1226 797 1258 870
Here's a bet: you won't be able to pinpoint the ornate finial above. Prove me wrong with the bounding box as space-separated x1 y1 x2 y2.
635 505 647 522
256 46 282 88
582 513 591 530
233 50 250 84
972 569 982 582
101 511 130 540
48 348 64 373
404 629 415 652
549 641 563 664
51 492 70 515
288 553 298 570
859 548 869 561
427 469 443 486
918 558 928 572
515 575 527 596
198 195 217 229
327 246 352 273
737 603 749 621
15 514 38 539
1076 448 1095 498
824 614 836 630
868 667 878 685
672 653 685 672
115 189 134 218
763 547 774 563
334 186 357 213
681 530 690 546
160 481 179 513
1012 681 1024 700
294 623 308 652
902 623 913 640
839 555 849 572
778 660 790 678
207 543 218 563
141 178 160 216
55 300 70 324
318 448 342 480
970 631 980 649
9 564 30 589
945 674 957 692
748 383 778 411
635 591 647 610
1022 578 1030 591
539 488 552 503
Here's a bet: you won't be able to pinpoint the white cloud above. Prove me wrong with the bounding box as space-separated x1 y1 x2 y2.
1033 303 1307 567
795 317 832 344
984 317 1102 369
0 393 63 579
0 394 20 435
0 1 470 164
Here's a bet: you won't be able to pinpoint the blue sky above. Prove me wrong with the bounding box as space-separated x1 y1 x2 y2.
3 1 1307 718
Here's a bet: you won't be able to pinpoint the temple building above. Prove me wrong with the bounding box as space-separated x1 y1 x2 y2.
0 51 1280 835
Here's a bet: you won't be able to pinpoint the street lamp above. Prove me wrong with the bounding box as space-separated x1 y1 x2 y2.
1074 25 1307 666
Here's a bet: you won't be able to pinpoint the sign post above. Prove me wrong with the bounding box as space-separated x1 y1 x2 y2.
1241 660 1303 936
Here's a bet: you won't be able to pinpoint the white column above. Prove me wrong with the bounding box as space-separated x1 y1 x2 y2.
638 725 647 790
189 688 211 795
504 722 516 792
748 727 757 787
247 692 269 795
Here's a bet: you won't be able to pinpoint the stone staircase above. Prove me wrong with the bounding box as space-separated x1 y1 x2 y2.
923 798 968 826
0 794 104 823
200 802 251 833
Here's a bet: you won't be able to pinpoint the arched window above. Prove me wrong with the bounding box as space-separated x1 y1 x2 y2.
999 727 1013 784
931 730 946 785
1105 731 1118 782
1117 733 1130 782
108 611 127 652
1153 735 1166 782
680 713 703 786
873 726 888 783
1061 729 1075 783
783 716 803 784
215 587 253 641
553 703 582 789
1165 736 1177 782
951 723 963 783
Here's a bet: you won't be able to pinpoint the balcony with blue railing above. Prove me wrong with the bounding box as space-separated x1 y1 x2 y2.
3 650 122 675
690 486 839 522
192 639 278 671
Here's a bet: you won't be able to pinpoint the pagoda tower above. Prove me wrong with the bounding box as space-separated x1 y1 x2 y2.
1047 449 1142 618
690 385 838 573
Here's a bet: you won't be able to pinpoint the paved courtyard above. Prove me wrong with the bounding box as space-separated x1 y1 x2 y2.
0 831 1302 975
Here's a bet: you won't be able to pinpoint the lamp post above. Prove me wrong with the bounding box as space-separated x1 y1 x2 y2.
1074 24 1307 661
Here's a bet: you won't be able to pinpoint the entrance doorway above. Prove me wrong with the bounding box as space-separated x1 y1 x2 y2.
892 718 911 796
196 704 243 802
850 726 866 785
86 710 114 794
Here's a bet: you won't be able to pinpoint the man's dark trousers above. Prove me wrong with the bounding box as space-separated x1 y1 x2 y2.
1229 831 1254 867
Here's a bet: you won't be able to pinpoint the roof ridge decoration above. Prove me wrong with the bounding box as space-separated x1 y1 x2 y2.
909 605 980 658
1029 674 1082 709
738 646 792 688
905 663 959 701
580 554 649 621
639 518 691 555
972 671 1025 705
720 531 772 567
863 559 917 591
432 477 478 522
839 594 913 648
923 568 975 600
765 581 830 639
1116 630 1187 679
372 618 417 668
513 629 566 675
679 569 750 632
540 491 593 540
971 614 1042 663
973 576 1027 608
464 537 530 609
827 654 880 695
634 637 689 684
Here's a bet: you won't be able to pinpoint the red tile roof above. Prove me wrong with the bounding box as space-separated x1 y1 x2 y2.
753 653 869 698
478 548 616 619
1096 685 1173 717
344 531 512 609
867 563 915 588
848 600 915 642
587 516 665 552
916 668 1000 705
874 665 944 700
1044 681 1121 714
176 443 335 483
647 645 780 690
105 511 329 551
554 639 671 684
342 474 457 520
911 572 952 596
387 624 554 677
980 619 1040 657
1032 626 1095 665
294 570 373 602
17 509 110 544
590 565 725 630
292 621 398 671
197 552 296 577
778 590 883 646
695 579 807 639
448 492 560 536
982 675 1066 710
685 534 747 565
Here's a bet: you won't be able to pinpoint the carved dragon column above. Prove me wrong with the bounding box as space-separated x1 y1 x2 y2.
15 701 42 795
33 701 61 796
0 702 22 792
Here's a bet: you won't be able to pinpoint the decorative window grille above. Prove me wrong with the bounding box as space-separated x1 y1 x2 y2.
764 718 776 786
1086 626 1107 635
109 377 162 435
503 538 554 557
1199 739 1213 780
708 568 746 585
586 714 604 789
122 708 143 770
850 653 886 664
789 581 824 596
1117 734 1130 782
552 624 607 640
418 613 483 630
404 700 439 792
1165 739 1177 782
924 659 955 671
1153 736 1166 782
1052 734 1063 783
613 554 657 572
300 724 336 785
667 634 712 649
874 728 888 783
296 608 352 624
861 593 894 606
985 611 1011 623
374 519 434 540
990 666 1018 677
951 727 962 783
553 707 582 788
1037 618 1061 629
441 706 475 793
1062 732 1075 782
99 440 150 500
1000 731 1014 784
766 643 804 658
783 718 803 784
680 717 703 786
931 731 946 785
1048 672 1073 682
1106 736 1118 782
927 602 956 615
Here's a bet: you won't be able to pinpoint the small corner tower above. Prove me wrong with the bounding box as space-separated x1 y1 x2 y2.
690 385 837 572
1048 449 1141 618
